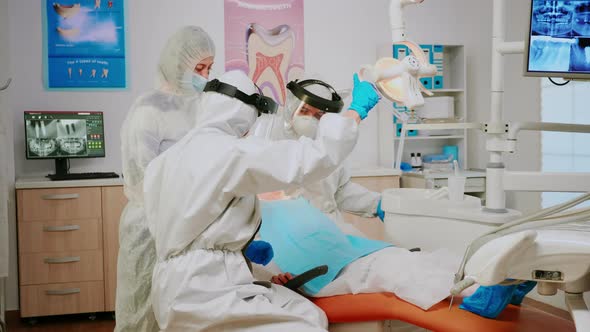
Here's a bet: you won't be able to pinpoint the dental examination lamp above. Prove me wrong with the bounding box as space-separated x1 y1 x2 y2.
359 0 439 169
360 0 434 112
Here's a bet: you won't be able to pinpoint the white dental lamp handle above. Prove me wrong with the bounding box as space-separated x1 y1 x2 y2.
359 63 408 84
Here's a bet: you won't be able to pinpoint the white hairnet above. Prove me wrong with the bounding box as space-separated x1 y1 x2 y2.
157 26 215 95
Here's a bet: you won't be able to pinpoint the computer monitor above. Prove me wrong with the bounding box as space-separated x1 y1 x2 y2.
24 111 106 176
524 0 590 79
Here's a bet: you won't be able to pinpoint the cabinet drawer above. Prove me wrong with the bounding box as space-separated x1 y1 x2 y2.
19 250 104 285
20 281 104 318
18 188 102 222
18 219 102 253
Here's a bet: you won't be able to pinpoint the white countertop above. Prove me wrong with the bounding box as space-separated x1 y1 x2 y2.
16 176 124 189
402 169 486 179
16 168 402 189
350 168 402 177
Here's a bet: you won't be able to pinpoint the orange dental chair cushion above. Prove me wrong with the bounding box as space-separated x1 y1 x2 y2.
312 293 575 332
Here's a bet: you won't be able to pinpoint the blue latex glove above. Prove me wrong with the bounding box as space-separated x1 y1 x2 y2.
349 73 381 120
244 240 274 266
510 281 537 305
460 284 517 319
376 199 385 222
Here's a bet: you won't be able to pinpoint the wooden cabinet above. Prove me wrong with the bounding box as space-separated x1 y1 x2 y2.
342 175 400 241
16 180 126 318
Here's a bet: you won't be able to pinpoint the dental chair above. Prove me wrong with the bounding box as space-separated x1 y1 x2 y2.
450 193 590 332
308 196 589 332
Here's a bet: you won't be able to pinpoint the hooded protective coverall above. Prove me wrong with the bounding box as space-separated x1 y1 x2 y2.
281 82 381 236
143 70 361 331
116 26 214 332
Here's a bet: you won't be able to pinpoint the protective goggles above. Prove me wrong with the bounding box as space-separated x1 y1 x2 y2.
204 79 279 116
286 79 344 114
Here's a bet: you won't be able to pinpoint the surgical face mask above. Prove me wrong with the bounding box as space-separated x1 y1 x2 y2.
191 73 208 92
181 71 208 93
292 115 319 138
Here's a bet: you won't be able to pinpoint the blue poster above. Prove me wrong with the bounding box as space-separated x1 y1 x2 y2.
44 0 127 89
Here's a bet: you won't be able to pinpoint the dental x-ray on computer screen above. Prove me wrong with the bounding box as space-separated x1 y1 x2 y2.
525 0 590 78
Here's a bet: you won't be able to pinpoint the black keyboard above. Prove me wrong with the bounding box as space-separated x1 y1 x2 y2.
47 172 120 181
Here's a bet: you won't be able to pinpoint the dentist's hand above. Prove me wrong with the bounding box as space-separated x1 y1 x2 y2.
348 73 381 120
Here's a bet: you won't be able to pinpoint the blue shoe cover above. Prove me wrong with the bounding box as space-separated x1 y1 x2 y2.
459 284 517 319
510 281 537 305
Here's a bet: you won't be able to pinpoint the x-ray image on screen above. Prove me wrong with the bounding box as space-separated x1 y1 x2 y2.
25 119 88 157
527 0 590 75
26 120 59 157
56 119 87 155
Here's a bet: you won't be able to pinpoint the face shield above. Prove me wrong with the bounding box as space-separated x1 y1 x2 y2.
284 79 344 138
203 79 279 138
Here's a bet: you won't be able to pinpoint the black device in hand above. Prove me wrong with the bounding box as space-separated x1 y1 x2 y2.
283 265 329 291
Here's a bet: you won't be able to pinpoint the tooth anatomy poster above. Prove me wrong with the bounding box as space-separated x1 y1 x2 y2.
224 0 304 106
43 0 127 89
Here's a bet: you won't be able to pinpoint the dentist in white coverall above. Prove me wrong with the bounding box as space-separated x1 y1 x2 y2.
142 70 380 331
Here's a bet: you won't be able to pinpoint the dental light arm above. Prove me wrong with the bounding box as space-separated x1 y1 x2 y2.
390 0 425 41
507 122 590 141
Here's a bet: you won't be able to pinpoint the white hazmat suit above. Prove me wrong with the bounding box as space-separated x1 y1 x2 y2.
116 26 214 332
281 82 381 236
143 70 361 331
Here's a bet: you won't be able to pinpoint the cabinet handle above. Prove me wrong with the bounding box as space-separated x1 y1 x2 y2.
41 193 80 200
45 288 81 296
44 256 81 264
43 225 80 232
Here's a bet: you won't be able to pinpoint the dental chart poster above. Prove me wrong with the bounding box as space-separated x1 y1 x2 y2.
224 0 304 106
43 0 127 89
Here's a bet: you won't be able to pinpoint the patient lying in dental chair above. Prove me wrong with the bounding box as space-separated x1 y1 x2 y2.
250 197 476 310
251 197 536 318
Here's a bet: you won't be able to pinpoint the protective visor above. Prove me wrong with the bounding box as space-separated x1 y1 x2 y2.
286 79 344 114
204 79 279 116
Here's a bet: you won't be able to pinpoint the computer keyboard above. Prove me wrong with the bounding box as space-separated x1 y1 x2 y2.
47 172 120 181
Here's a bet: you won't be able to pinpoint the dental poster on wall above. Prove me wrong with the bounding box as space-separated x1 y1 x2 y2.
43 0 127 89
224 0 304 106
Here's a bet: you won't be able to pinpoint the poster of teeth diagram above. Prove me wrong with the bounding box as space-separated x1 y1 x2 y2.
225 0 304 107
43 0 127 89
